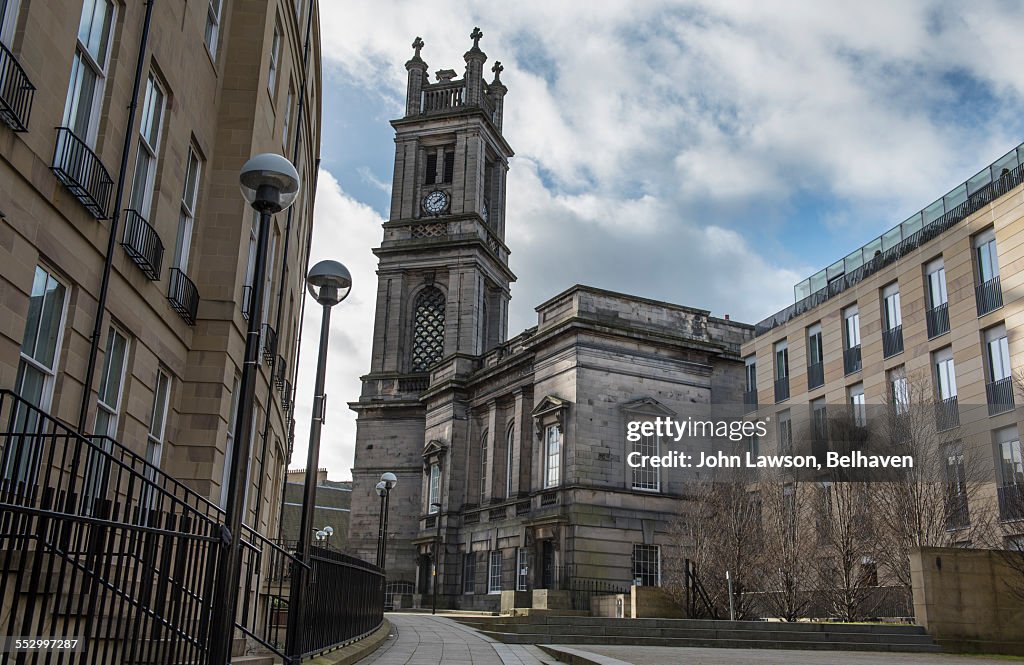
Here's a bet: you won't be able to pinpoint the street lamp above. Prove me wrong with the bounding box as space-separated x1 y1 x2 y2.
430 501 442 615
376 472 397 568
210 153 299 665
286 259 352 658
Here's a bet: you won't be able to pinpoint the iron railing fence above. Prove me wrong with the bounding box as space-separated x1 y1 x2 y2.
882 325 904 358
986 377 1015 416
755 160 1024 336
843 345 862 375
51 127 113 219
935 396 960 431
262 324 278 364
976 276 1003 316
567 577 630 613
926 302 950 339
774 376 789 403
742 585 913 621
998 484 1023 522
806 362 824 391
742 389 757 413
121 208 165 280
0 40 35 132
234 527 304 659
168 267 200 326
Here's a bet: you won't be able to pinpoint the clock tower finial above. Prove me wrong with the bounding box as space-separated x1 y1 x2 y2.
470 26 483 50
412 36 425 59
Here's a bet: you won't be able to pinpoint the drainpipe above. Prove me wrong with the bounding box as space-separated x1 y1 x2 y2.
254 0 317 532
77 0 156 433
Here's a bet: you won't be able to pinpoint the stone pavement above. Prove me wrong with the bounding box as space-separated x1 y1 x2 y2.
560 644 1020 665
354 613 558 665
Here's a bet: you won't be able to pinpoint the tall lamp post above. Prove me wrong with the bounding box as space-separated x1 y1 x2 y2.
430 502 442 615
285 259 352 660
209 154 299 665
375 472 397 568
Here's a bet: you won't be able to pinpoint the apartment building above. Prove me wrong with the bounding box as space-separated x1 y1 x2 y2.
743 143 1024 543
0 0 321 536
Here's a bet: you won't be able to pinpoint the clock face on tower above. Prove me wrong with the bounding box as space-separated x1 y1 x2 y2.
422 190 449 215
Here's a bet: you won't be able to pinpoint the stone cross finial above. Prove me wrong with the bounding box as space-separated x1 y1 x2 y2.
470 27 483 49
491 60 503 82
412 36 424 58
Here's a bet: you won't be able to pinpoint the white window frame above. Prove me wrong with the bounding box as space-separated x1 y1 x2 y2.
15 266 69 413
777 410 792 454
996 427 1023 487
463 553 476 594
63 0 116 146
129 74 166 218
934 348 958 400
985 325 1011 383
1 0 22 46
807 323 823 366
268 20 281 95
631 425 660 492
974 229 1000 283
889 367 909 415
94 326 130 439
204 0 222 59
479 428 489 501
262 228 279 320
774 340 789 380
174 147 202 272
282 81 294 152
427 463 440 513
848 383 866 426
488 550 502 594
632 544 661 587
744 355 756 393
844 306 861 349
146 369 172 469
516 547 528 591
543 423 561 488
925 258 948 309
221 377 240 508
882 283 902 331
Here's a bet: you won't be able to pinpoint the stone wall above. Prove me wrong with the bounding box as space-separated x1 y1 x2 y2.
911 546 1024 654
631 585 685 619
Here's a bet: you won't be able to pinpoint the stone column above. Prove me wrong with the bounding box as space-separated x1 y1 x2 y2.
405 37 427 117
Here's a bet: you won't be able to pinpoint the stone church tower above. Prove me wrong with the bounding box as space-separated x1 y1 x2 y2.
348 28 515 587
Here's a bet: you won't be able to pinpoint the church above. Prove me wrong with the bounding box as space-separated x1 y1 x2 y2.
346 28 753 610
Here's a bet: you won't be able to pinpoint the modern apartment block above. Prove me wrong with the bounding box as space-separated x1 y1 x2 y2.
743 144 1024 543
0 0 321 536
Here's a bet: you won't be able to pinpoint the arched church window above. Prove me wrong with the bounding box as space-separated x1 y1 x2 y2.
411 287 446 372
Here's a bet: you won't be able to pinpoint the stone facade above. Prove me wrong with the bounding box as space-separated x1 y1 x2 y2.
348 29 752 610
0 0 320 536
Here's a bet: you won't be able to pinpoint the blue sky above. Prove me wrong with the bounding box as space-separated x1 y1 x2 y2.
292 0 1024 479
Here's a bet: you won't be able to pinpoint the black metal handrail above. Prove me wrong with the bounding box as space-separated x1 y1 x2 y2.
976 276 1003 316
262 324 278 364
935 396 960 431
168 267 200 326
882 326 904 358
774 376 789 403
568 577 630 613
844 345 862 375
997 484 1023 522
51 126 113 219
121 209 164 280
926 302 950 339
986 377 1015 416
0 41 35 132
755 161 1024 336
807 362 824 391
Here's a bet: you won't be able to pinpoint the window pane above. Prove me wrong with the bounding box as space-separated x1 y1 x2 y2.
65 53 98 138
149 371 170 440
98 329 128 408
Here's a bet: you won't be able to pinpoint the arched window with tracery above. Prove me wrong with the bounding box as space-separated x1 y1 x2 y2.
411 286 446 372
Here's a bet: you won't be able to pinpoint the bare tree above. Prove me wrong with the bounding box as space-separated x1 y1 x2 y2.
755 476 818 621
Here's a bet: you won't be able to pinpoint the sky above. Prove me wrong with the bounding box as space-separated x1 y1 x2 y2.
289 0 1024 480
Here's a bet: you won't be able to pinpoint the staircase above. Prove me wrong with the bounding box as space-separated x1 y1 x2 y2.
453 615 942 653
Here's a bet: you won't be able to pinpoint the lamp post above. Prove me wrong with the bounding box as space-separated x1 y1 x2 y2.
285 259 352 660
376 472 397 568
209 154 299 665
430 501 442 615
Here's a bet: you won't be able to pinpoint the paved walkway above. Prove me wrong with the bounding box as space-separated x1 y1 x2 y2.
552 645 1019 665
355 613 558 665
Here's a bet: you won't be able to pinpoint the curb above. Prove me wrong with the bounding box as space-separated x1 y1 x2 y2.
307 619 393 665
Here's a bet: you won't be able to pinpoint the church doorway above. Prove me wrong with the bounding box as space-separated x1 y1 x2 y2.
541 540 556 589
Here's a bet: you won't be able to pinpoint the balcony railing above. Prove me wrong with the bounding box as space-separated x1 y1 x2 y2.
976 276 1003 316
774 376 790 403
262 324 278 364
51 126 113 219
935 396 960 431
998 484 1023 522
275 355 288 391
944 492 970 531
926 302 950 339
168 267 199 326
0 41 35 131
743 389 758 414
807 362 824 391
882 326 904 358
421 82 465 114
844 345 862 375
986 377 1015 416
120 209 164 280
281 379 292 410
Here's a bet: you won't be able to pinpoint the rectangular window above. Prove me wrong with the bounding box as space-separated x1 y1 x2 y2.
811 398 827 444
425 152 437 185
945 441 968 526
774 340 789 380
844 306 861 348
934 348 957 400
94 327 129 439
985 325 1011 383
544 424 561 488
506 425 515 497
146 369 171 469
807 323 823 366
488 550 502 593
221 377 240 508
205 0 222 58
882 283 902 331
975 229 1000 283
744 355 757 393
516 547 528 591
997 427 1023 487
889 366 909 415
262 228 279 320
63 0 115 144
128 74 165 217
243 211 259 312
463 553 476 594
632 544 660 587
442 151 455 183
1 0 22 46
480 429 489 501
174 147 202 272
926 258 948 308
631 424 660 491
777 410 792 454
282 82 294 152
848 383 866 426
268 21 281 94
427 463 440 513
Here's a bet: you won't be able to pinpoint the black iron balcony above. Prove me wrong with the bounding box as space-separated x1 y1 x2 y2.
882 325 904 358
844 345 862 375
167 267 199 326
774 376 790 403
0 42 35 132
935 396 959 431
120 209 164 280
998 484 1023 522
51 127 113 219
807 362 824 391
275 355 288 391
926 302 950 339
241 284 252 320
262 324 277 364
743 389 758 414
944 492 970 531
986 377 1015 416
976 276 1003 316
281 379 292 410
